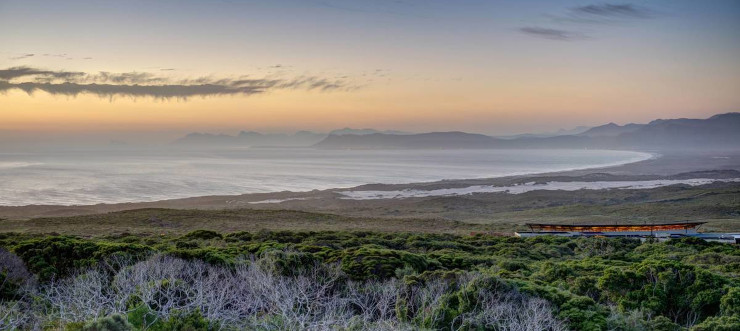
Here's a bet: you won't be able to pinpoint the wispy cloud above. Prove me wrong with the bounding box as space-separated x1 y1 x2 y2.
520 3 657 41
0 66 356 99
9 53 35 60
519 27 585 41
550 3 658 24
0 67 85 80
7 52 95 61
571 3 654 20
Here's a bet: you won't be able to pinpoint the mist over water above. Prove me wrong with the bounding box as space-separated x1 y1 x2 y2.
0 148 651 206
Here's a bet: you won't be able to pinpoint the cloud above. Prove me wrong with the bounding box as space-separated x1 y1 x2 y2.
550 3 657 24
9 53 35 60
0 67 85 80
93 71 168 85
571 3 654 20
0 66 355 99
0 81 270 99
520 3 657 41
519 27 585 41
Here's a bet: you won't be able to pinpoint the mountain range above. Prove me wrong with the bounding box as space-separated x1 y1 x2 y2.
173 113 739 150
173 128 411 147
314 113 740 150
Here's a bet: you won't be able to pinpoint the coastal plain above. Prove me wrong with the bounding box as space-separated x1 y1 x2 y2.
2 150 739 236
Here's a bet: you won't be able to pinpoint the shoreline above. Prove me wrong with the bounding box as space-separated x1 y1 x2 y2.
1 149 653 208
1 149 739 220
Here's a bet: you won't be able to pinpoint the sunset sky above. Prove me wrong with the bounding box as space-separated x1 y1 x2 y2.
1 0 739 143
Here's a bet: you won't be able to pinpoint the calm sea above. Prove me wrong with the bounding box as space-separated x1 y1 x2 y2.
0 148 650 206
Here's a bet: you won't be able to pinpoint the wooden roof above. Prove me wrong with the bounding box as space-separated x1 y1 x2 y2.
526 222 706 232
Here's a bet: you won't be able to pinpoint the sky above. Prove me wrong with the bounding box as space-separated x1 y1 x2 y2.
1 0 739 143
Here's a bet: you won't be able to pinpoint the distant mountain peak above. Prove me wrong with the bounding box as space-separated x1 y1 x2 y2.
709 112 740 119
174 113 739 150
315 112 740 150
328 128 412 136
578 122 644 137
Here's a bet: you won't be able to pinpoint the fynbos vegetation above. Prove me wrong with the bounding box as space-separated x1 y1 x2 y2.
1 231 739 330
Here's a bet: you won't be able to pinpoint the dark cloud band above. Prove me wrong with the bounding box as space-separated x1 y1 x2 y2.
9 53 35 60
0 67 84 80
571 3 654 20
520 3 656 41
519 27 584 41
0 66 353 99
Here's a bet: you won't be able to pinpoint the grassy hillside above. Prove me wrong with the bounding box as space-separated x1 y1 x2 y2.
0 209 492 237
1 182 738 236
272 183 740 232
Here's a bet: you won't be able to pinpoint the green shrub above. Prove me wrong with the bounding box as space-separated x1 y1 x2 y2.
181 230 222 241
127 306 214 331
428 249 495 270
498 259 527 272
169 248 231 265
2 230 738 331
403 269 463 288
13 237 151 280
152 310 213 331
339 247 439 280
175 240 200 249
571 276 599 299
648 316 681 331
598 260 728 326
692 315 740 331
258 249 322 276
720 287 740 317
82 314 134 331
224 231 252 242
0 247 34 300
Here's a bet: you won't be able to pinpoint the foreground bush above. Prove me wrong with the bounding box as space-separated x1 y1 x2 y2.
0 248 35 301
82 314 134 331
1 253 565 330
1 231 738 330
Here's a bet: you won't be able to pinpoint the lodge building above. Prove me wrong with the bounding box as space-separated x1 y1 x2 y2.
515 221 740 244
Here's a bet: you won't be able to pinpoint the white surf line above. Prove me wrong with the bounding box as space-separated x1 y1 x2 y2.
337 178 740 200
248 197 312 204
0 161 43 169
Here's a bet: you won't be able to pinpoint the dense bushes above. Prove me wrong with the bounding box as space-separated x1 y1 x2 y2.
0 231 738 330
338 247 440 280
597 260 728 325
0 248 35 301
2 254 564 330
12 237 151 281
81 314 134 331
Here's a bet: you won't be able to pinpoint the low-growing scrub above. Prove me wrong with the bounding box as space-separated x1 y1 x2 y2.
0 231 738 330
2 254 564 330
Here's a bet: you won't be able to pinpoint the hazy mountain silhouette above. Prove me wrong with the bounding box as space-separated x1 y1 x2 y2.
615 112 740 148
314 113 740 150
578 123 644 137
174 131 326 147
173 133 241 146
329 128 412 136
496 126 591 139
316 132 501 149
173 128 410 147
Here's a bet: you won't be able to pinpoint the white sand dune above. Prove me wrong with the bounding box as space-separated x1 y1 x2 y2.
338 178 740 200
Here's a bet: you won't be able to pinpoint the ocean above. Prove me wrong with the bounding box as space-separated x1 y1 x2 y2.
0 148 651 206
